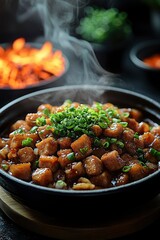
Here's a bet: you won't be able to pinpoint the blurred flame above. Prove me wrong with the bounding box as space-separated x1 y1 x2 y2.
0 38 66 89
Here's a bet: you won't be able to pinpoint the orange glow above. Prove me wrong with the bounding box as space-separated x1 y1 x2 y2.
0 38 66 89
143 54 160 69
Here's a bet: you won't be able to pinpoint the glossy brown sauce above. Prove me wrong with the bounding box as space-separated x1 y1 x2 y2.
0 101 160 191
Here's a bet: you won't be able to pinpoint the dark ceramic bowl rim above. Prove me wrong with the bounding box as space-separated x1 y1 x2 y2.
129 39 160 72
0 85 160 198
0 42 69 90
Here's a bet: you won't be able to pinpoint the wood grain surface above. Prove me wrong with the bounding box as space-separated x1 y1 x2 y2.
0 186 160 240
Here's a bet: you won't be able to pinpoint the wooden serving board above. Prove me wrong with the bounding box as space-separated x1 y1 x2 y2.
0 186 160 240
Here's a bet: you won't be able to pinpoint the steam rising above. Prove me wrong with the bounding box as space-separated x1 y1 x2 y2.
4 0 124 86
36 0 120 86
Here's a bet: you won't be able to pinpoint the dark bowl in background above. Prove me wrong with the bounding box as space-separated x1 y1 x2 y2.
129 39 160 83
0 85 160 224
0 42 69 108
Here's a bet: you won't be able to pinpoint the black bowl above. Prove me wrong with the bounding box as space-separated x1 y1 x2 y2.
129 39 160 83
0 85 160 224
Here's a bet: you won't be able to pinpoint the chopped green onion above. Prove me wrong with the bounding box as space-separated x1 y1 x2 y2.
67 152 75 161
55 180 67 189
139 161 147 167
103 141 110 149
50 103 112 138
137 148 145 162
149 148 160 159
22 137 33 147
134 132 139 139
122 112 130 118
95 102 103 110
122 165 131 172
116 140 124 148
80 147 88 155
30 126 38 133
106 108 119 118
94 138 101 147
36 116 46 126
1 163 9 171
120 122 128 127
43 108 50 117
98 122 108 128
63 99 72 105
13 128 25 134
110 138 117 143
137 148 143 154
47 101 129 140
32 160 39 169
46 125 53 130
35 160 39 167
112 118 121 123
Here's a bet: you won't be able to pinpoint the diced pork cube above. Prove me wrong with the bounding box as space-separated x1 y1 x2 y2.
32 168 53 186
65 162 85 182
101 150 125 171
71 134 92 160
39 155 59 172
103 123 123 138
151 126 160 136
57 149 73 168
18 147 36 163
9 133 39 149
57 137 72 149
36 137 58 156
115 173 129 186
83 155 103 176
37 126 53 139
128 162 149 181
10 120 31 132
90 170 111 188
9 163 31 181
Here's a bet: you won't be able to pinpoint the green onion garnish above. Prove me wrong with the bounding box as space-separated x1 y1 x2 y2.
43 108 50 117
134 132 139 139
116 140 124 148
67 152 75 161
80 147 88 155
149 148 160 159
122 112 130 118
55 180 67 189
13 128 25 134
50 104 111 138
36 116 46 126
22 137 33 147
110 138 117 143
120 122 128 127
30 126 38 133
1 164 9 171
122 165 131 172
94 138 101 147
137 148 145 162
103 141 110 149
